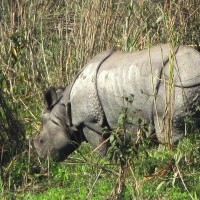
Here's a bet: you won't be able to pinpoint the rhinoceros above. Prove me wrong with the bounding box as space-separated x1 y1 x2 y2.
34 44 200 161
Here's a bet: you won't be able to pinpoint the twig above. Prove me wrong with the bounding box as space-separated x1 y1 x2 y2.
175 164 194 200
90 137 110 154
86 169 102 199
66 159 119 176
17 97 37 120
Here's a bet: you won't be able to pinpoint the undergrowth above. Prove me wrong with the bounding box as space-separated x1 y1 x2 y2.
0 0 200 199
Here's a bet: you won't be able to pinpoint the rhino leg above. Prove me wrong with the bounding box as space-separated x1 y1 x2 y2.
83 127 108 156
153 115 184 144
154 81 200 144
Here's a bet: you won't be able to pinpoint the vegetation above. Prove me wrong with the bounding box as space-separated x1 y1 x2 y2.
0 0 200 199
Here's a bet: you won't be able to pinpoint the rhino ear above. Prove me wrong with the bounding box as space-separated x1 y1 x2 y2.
45 87 63 109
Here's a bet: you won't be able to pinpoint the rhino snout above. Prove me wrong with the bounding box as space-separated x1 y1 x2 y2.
34 134 80 161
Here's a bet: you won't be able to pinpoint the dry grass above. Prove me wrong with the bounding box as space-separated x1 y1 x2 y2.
0 0 200 199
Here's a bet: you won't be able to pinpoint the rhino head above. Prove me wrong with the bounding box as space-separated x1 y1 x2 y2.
34 87 85 161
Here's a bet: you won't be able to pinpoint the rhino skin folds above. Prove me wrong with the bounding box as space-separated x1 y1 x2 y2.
34 44 200 161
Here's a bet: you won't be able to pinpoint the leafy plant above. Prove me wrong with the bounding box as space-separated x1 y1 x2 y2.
1 0 200 199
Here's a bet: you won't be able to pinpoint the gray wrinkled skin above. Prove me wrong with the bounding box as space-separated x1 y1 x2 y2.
34 44 200 161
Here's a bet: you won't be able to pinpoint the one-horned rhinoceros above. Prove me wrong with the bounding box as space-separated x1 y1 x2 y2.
34 44 200 161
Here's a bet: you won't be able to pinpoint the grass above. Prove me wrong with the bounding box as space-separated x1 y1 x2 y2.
0 0 200 199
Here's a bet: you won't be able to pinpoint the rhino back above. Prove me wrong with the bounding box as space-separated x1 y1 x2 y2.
70 44 200 133
165 45 200 87
97 44 172 129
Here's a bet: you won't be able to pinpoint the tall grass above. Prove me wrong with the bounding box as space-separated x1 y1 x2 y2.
0 0 200 199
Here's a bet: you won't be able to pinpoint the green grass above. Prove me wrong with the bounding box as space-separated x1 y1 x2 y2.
3 132 200 199
1 0 200 199
17 146 116 199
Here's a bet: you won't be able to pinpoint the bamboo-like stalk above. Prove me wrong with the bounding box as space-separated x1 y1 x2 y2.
0 0 199 199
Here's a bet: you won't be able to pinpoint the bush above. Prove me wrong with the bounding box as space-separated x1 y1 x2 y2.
0 0 199 199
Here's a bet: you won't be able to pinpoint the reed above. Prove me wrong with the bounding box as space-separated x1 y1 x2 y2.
0 0 199 199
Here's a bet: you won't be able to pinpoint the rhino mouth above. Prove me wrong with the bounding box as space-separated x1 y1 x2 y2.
53 141 80 162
